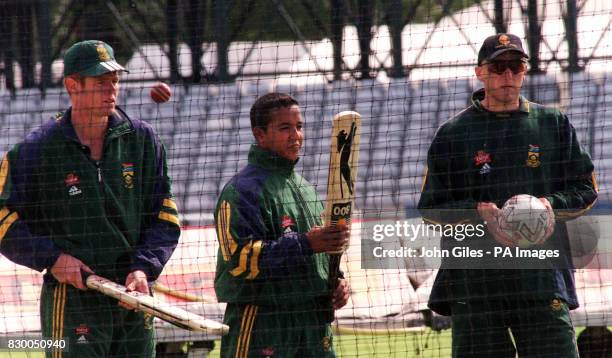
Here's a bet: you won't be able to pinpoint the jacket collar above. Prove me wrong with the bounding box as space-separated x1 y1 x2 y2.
58 106 133 143
471 88 530 114
248 145 298 174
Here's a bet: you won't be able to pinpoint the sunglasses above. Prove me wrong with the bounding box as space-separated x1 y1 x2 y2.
484 60 527 75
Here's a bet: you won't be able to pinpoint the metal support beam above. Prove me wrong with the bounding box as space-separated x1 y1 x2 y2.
214 0 230 82
526 0 543 73
184 0 205 83
165 0 180 83
36 0 53 91
493 0 507 33
387 0 403 77
17 4 35 88
0 4 16 93
563 0 581 72
356 0 373 79
331 0 344 80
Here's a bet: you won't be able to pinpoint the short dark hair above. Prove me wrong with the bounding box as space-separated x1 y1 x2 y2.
250 93 299 131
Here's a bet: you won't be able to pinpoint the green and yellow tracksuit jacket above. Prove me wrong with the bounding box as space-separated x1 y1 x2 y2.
418 89 597 315
214 145 331 307
0 107 180 284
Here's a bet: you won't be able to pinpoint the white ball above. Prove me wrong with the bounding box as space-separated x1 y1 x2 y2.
498 194 550 247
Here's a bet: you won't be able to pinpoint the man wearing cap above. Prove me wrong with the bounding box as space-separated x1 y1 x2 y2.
0 40 180 357
418 34 596 357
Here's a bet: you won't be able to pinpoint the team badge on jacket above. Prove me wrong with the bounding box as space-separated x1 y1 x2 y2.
526 145 541 168
65 173 82 196
122 163 135 188
281 215 296 233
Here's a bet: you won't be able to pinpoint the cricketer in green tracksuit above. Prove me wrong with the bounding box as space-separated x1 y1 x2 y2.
214 93 349 358
0 106 180 357
0 40 180 358
418 89 597 357
418 33 597 357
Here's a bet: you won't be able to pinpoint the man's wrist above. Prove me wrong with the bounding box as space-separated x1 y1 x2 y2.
128 265 151 280
46 251 63 272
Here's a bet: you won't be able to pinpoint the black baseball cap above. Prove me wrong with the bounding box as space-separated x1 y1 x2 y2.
63 40 128 77
477 33 529 65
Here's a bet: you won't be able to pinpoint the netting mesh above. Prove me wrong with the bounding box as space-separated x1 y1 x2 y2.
0 0 611 357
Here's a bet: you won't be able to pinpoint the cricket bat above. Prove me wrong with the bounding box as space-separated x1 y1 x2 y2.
82 272 229 335
323 111 361 321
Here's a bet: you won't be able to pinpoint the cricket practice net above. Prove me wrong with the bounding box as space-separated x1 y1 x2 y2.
1 0 611 357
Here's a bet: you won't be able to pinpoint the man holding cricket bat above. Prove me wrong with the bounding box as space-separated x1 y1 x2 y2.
0 40 180 357
214 93 350 357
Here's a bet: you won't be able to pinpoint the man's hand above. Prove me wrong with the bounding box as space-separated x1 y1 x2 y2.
538 197 556 241
50 253 94 290
332 278 350 310
477 202 517 247
119 270 149 311
306 224 350 253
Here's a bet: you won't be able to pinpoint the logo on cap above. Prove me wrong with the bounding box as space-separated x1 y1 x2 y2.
496 34 518 49
97 43 111 62
498 34 510 46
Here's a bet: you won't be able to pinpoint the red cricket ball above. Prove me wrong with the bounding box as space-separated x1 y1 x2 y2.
150 82 172 103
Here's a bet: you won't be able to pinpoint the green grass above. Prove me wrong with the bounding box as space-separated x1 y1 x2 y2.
206 330 454 358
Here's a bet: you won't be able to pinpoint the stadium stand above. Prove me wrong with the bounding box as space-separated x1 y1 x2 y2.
1 74 610 222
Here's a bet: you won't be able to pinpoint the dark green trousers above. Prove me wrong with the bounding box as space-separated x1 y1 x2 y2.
451 297 578 358
221 303 335 358
40 282 155 358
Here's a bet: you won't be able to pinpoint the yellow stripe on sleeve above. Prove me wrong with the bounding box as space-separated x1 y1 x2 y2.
0 207 10 222
556 199 597 219
222 201 238 255
158 211 180 226
217 201 237 262
163 198 178 211
230 242 253 277
0 155 8 195
216 216 230 262
0 211 18 242
420 167 428 193
245 241 262 280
